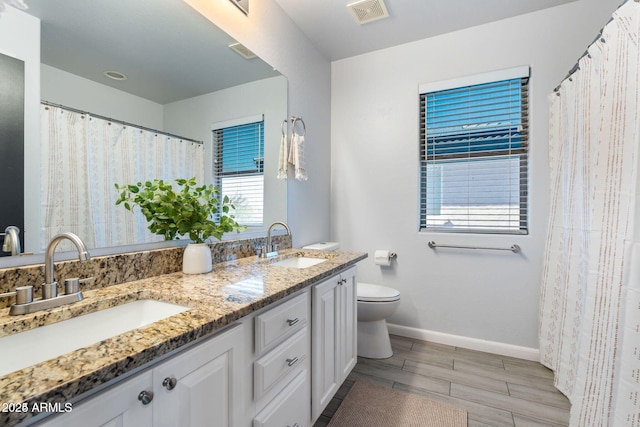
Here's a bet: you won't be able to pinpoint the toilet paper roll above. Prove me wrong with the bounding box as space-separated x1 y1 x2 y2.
374 250 392 266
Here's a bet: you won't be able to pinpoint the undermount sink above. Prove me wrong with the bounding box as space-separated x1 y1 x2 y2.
271 256 327 269
0 299 189 377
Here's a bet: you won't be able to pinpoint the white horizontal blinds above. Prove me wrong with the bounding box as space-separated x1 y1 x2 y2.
212 118 264 226
419 74 529 234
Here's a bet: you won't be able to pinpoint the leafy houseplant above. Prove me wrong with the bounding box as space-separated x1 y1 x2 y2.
115 178 246 273
115 178 245 243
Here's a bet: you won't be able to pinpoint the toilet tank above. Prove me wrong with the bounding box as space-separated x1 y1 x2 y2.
302 242 339 251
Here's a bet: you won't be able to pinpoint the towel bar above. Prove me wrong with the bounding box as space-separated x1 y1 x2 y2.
428 241 521 254
281 116 306 136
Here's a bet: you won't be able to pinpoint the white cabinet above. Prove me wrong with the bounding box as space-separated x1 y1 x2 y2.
154 324 244 427
38 371 154 427
254 292 308 355
38 324 244 427
254 328 308 400
337 267 357 379
311 276 339 419
252 292 311 427
311 266 357 422
253 371 309 427
37 266 360 427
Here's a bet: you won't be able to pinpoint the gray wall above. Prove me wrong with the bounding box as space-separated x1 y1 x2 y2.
330 0 621 350
185 0 332 248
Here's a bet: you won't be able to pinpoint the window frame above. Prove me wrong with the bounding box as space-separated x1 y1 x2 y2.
418 66 530 235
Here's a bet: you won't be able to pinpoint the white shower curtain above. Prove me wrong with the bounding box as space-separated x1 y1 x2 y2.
41 105 205 250
539 2 640 426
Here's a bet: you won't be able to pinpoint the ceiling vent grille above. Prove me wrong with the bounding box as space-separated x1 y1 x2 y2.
347 0 390 25
228 42 256 59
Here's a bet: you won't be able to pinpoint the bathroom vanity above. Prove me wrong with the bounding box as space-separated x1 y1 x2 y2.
0 249 366 427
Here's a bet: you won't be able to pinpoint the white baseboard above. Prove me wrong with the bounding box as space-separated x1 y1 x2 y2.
387 323 540 361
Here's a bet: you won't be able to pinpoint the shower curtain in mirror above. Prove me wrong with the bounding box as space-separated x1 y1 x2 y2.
539 2 640 426
41 105 205 250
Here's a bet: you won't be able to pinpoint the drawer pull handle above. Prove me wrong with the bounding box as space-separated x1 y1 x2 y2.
162 377 177 390
286 318 299 327
287 424 299 427
286 357 299 367
138 390 154 405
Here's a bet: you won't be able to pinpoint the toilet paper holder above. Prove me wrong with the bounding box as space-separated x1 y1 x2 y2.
374 250 397 266
376 251 397 258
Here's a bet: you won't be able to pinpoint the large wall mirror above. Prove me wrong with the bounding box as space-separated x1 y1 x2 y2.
0 0 288 266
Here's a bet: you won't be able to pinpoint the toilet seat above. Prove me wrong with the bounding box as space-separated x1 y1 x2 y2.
357 282 400 303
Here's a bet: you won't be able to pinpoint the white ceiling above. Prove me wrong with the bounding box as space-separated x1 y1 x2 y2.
273 0 579 60
17 0 579 103
22 0 280 104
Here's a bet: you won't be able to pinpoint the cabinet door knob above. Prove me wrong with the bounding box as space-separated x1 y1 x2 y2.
138 390 154 405
286 357 299 367
286 318 299 327
341 278 347 284
162 377 178 390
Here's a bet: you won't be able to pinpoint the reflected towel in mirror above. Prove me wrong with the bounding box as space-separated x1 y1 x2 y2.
277 131 288 180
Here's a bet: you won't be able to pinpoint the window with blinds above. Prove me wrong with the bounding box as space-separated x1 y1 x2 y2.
212 118 264 227
419 69 529 234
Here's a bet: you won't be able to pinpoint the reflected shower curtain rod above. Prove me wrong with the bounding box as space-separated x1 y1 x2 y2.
553 0 638 93
41 100 204 145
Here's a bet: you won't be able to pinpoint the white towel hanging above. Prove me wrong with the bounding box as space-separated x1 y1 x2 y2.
277 121 288 180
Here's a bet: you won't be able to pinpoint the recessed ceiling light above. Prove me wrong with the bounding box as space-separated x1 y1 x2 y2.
103 70 127 81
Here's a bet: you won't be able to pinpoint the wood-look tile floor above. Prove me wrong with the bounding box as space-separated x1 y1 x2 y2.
313 335 570 427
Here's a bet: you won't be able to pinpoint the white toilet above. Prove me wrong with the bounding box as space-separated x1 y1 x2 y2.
356 282 400 359
302 242 401 360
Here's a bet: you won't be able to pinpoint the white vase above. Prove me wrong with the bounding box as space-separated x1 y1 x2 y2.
183 243 213 274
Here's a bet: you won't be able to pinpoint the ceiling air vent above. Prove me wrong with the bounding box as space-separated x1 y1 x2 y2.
347 0 389 25
228 42 256 59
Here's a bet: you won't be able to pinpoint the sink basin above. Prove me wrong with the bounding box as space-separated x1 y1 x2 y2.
272 256 327 269
0 299 189 377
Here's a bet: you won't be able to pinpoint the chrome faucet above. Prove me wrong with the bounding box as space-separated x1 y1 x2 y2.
8 232 90 315
45 232 91 288
260 221 291 258
2 226 21 256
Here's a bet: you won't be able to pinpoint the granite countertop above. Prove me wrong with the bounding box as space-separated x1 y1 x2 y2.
0 249 367 426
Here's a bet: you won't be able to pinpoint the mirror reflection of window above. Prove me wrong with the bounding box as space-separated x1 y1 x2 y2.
212 116 265 227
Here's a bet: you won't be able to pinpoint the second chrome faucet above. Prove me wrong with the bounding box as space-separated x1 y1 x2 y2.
260 221 291 258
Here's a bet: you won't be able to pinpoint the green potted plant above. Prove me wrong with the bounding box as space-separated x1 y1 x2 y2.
115 177 245 274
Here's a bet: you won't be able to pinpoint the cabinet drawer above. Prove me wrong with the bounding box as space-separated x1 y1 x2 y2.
255 292 308 355
253 370 309 427
254 328 307 400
